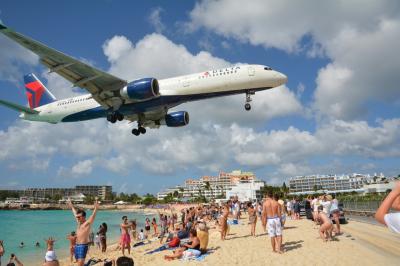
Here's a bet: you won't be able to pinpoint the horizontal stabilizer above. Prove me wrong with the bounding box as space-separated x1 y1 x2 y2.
0 99 39 114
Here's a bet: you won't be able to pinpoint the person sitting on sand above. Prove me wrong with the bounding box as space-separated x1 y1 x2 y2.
196 223 209 254
263 192 283 254
67 197 99 266
318 206 333 242
164 229 201 261
375 181 400 234
120 216 132 256
247 202 257 237
43 237 59 266
66 231 77 264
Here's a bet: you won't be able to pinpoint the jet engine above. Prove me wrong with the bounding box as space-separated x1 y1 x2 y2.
120 78 159 100
163 111 189 127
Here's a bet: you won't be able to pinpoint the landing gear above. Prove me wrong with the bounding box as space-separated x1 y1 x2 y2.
107 112 124 123
244 91 254 111
131 122 146 136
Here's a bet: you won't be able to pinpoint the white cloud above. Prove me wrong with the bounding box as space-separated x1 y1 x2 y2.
0 35 38 83
71 159 93 175
1 27 398 182
186 0 400 120
148 7 165 33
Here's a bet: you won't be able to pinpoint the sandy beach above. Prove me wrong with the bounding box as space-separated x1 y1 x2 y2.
57 211 400 266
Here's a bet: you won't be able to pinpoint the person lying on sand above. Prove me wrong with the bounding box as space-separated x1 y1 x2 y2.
164 229 201 261
375 181 400 234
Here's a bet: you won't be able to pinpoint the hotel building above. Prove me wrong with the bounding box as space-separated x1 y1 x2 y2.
289 174 366 195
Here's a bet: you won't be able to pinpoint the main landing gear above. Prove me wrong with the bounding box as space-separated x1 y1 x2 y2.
131 123 146 136
106 112 124 123
245 91 255 111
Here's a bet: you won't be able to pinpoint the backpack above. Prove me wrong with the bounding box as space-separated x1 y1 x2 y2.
168 237 180 248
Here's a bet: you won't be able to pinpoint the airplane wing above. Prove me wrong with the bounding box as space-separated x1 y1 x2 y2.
0 99 39 114
0 23 127 110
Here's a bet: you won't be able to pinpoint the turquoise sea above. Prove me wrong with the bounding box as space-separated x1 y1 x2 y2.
0 210 155 263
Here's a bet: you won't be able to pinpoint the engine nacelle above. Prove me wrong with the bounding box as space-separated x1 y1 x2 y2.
120 78 159 100
163 111 189 127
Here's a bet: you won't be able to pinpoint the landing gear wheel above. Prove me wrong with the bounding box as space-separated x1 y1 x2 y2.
110 116 117 123
139 127 146 134
131 128 140 136
116 113 124 121
244 91 254 111
106 114 113 122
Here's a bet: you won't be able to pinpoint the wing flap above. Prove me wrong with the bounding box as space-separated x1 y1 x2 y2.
0 99 39 114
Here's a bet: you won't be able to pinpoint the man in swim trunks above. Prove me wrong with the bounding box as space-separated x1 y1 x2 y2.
120 216 132 256
263 192 283 253
67 197 99 266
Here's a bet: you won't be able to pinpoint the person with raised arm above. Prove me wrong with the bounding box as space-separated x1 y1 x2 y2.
375 181 400 234
67 197 99 266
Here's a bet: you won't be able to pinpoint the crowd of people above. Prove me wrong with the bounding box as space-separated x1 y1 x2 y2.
1 182 400 266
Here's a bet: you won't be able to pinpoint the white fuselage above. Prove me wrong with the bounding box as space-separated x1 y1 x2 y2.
21 64 287 123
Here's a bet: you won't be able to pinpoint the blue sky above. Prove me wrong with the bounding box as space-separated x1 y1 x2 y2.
0 1 399 194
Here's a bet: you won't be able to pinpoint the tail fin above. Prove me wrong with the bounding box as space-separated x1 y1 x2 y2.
24 73 56 109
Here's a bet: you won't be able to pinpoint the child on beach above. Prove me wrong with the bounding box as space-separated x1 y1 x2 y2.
66 232 77 264
44 237 59 266
375 181 400 234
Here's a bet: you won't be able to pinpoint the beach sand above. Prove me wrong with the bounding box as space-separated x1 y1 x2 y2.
57 212 400 266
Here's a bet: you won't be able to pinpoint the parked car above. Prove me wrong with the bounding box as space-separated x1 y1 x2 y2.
305 201 347 224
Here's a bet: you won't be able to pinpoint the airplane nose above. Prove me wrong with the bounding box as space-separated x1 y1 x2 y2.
275 72 288 85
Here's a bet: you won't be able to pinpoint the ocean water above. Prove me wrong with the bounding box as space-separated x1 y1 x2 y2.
0 210 155 263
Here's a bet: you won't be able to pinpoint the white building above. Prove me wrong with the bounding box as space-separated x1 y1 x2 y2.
157 170 258 201
289 174 366 195
225 180 265 201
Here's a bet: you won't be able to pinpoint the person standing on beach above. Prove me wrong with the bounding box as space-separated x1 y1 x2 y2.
318 206 333 241
330 195 341 235
152 217 158 237
66 232 77 264
375 181 400 234
247 202 257 237
98 223 107 253
120 216 132 256
263 192 283 254
220 205 229 240
67 197 99 266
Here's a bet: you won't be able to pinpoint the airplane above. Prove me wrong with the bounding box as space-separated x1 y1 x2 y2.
0 22 287 136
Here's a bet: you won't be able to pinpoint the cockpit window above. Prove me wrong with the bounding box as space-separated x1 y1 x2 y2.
264 67 272 70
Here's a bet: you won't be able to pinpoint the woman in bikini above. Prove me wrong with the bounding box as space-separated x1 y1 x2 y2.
151 217 158 237
220 205 229 240
247 202 257 237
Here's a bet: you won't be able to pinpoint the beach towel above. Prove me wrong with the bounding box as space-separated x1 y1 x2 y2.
132 241 145 248
145 244 168 255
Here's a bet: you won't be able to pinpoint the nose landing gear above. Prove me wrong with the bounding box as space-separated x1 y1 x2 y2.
245 91 254 111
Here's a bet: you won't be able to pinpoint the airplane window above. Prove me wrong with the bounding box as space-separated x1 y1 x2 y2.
264 67 272 70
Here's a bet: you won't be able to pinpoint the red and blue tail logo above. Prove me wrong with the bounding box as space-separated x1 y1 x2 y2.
24 73 56 109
